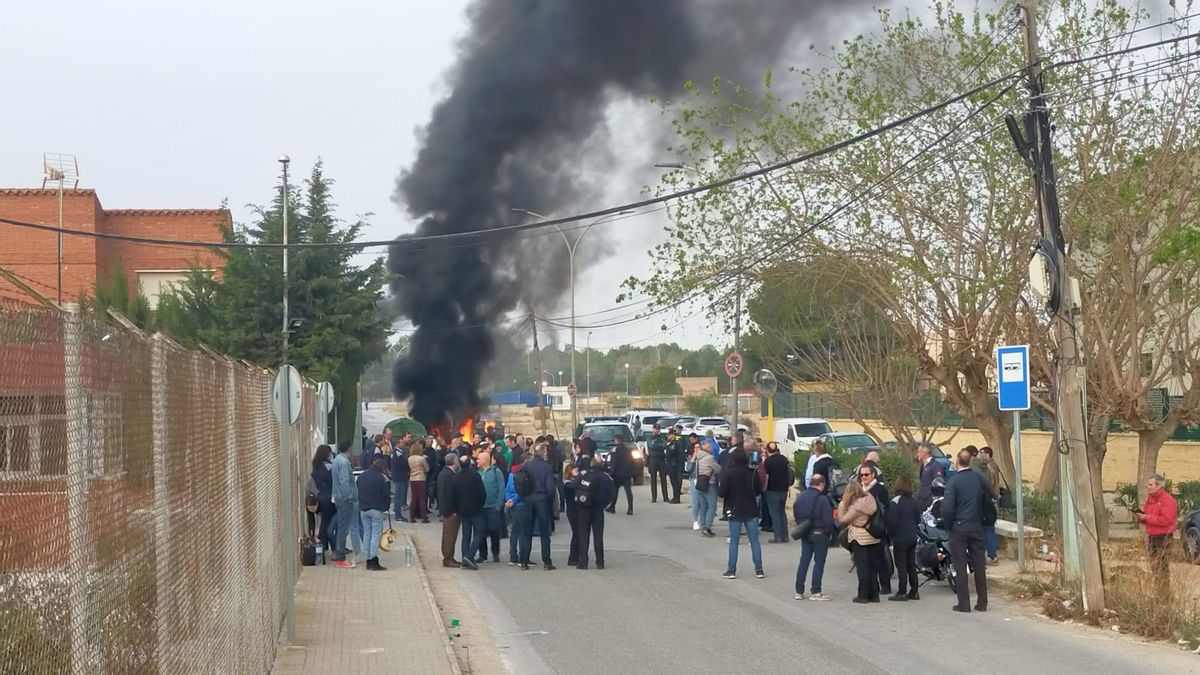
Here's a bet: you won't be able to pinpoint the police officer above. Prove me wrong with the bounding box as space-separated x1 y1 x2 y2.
565 456 614 569
647 424 669 503
666 425 686 503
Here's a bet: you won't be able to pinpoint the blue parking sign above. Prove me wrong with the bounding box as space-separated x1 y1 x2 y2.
996 345 1031 411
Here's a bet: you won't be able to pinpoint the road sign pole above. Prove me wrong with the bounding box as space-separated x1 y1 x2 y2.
1014 409 1026 570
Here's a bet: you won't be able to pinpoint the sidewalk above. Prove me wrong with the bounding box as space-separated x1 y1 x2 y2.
271 531 460 675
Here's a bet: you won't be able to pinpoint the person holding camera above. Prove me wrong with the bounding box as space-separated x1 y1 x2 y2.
792 474 835 601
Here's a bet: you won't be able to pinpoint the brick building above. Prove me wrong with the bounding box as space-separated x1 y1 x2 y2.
0 188 228 305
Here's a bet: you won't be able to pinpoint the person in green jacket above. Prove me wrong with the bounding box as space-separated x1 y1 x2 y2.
647 424 670 503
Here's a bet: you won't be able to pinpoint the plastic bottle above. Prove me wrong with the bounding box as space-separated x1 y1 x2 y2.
404 543 413 567
315 541 324 565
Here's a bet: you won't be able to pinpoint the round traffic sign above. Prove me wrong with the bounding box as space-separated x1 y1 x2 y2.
272 365 303 426
567 381 578 398
753 369 778 397
724 352 744 378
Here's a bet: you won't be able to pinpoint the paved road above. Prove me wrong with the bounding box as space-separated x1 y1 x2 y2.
360 409 1196 673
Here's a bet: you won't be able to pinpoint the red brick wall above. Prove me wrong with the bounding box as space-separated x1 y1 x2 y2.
0 189 101 302
0 189 229 302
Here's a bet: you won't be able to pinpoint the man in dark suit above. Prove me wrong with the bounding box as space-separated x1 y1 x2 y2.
605 435 636 515
942 449 995 613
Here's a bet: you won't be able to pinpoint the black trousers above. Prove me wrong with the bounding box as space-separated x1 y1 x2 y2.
609 477 633 513
893 541 918 595
851 541 883 601
950 526 988 609
648 458 669 501
668 463 683 500
577 507 605 566
567 507 581 564
878 537 893 591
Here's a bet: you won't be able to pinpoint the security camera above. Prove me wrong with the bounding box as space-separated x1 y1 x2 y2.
288 317 304 331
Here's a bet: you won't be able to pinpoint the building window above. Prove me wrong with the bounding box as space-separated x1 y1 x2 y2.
1140 353 1154 378
0 394 65 477
137 270 210 310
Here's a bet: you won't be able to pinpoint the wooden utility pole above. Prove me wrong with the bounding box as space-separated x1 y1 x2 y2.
1015 0 1105 611
530 311 547 435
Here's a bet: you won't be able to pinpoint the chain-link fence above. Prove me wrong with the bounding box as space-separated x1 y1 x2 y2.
0 298 316 674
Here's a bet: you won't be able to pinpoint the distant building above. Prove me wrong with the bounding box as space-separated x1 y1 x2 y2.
0 188 228 306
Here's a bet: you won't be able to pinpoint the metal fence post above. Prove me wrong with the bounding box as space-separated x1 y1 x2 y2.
223 359 241 672
63 304 88 675
150 334 170 671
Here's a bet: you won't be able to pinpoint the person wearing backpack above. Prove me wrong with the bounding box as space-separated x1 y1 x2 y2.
520 443 559 570
942 449 995 612
838 479 883 603
504 457 529 567
792 474 836 601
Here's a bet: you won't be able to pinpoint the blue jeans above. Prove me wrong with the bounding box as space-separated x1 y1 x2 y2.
360 509 384 559
520 497 553 565
393 479 409 522
461 512 488 562
509 503 529 563
334 498 358 560
795 533 830 594
984 524 998 559
694 485 718 530
690 475 701 523
765 491 788 541
727 518 763 573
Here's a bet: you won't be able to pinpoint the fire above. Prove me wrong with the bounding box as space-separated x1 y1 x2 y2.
459 416 474 440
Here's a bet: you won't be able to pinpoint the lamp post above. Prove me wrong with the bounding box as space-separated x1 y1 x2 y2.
276 154 295 643
624 363 630 396
558 370 563 386
511 208 635 437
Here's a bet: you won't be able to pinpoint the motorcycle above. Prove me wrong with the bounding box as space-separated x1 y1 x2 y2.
915 494 969 592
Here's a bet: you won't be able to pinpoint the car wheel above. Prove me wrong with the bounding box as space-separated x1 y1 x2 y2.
1185 527 1200 564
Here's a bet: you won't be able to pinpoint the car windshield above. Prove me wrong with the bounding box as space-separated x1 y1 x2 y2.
584 424 629 446
794 422 832 437
700 418 727 425
657 416 679 428
835 434 876 449
641 414 671 427
678 417 697 425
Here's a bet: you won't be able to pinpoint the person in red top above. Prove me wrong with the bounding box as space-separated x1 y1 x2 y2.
1137 473 1178 586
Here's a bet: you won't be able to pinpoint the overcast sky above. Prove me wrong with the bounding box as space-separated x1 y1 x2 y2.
0 1 885 353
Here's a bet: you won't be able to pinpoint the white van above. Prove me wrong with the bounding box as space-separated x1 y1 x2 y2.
624 409 675 431
773 418 833 457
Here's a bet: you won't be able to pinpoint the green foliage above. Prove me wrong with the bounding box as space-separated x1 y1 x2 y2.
683 390 722 416
999 489 1058 534
877 451 917 491
157 161 391 439
1114 482 1140 511
84 260 154 330
637 365 683 395
1174 480 1200 516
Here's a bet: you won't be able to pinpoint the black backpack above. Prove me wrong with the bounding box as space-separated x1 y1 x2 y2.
866 497 887 539
514 467 534 498
575 475 594 506
981 478 999 526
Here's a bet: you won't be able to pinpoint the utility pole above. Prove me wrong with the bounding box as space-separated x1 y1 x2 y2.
530 311 547 435
277 154 296 641
1015 0 1105 612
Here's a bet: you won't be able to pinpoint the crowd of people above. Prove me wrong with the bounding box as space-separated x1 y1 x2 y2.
307 426 613 572
309 420 1179 616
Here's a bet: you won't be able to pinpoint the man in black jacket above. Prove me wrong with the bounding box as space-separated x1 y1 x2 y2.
606 435 636 515
390 440 411 522
916 444 945 511
717 450 764 579
356 459 391 571
666 427 686 503
763 444 792 543
860 463 892 595
942 449 995 612
453 458 488 570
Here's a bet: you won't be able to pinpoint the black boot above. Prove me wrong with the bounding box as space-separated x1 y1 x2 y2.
374 557 388 571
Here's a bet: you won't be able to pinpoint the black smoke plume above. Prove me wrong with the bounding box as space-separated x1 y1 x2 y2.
389 0 859 428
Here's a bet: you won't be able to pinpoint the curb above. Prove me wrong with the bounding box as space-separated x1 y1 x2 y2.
408 531 464 675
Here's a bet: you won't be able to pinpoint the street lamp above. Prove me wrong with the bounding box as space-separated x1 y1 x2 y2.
624 363 630 396
511 207 635 434
558 370 563 386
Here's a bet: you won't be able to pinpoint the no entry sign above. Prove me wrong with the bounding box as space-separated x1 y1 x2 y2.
724 352 744 378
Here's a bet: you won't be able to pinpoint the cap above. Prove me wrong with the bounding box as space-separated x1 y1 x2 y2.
652 424 661 430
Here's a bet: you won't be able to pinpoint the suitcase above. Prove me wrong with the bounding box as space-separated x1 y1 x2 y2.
301 539 318 566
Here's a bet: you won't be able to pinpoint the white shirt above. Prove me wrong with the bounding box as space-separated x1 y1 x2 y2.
804 453 819 488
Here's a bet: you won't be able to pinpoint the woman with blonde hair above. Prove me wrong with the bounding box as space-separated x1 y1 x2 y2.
838 478 883 603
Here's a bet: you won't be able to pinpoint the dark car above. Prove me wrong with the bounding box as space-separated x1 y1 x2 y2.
1182 509 1200 563
581 421 645 485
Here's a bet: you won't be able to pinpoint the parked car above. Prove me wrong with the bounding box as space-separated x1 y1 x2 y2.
673 416 699 432
581 421 644 485
625 409 676 431
882 439 952 473
819 432 880 453
1182 509 1200 563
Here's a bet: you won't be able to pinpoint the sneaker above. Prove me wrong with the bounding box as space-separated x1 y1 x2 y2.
795 592 805 600
755 569 765 579
508 560 518 566
702 529 716 538
888 593 908 602
987 557 999 566
809 593 831 602
544 563 557 571
461 557 479 570
722 570 737 579
693 521 701 530
335 559 355 568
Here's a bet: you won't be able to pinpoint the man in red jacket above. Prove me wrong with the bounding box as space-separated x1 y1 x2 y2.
1137 474 1178 586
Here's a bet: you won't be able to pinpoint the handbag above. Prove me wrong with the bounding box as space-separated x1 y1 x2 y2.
379 512 398 552
866 498 887 539
695 473 711 492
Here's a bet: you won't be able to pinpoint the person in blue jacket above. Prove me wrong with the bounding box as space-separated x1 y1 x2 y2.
504 455 528 567
792 474 837 600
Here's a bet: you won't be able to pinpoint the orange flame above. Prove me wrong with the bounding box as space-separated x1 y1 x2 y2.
459 416 475 440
